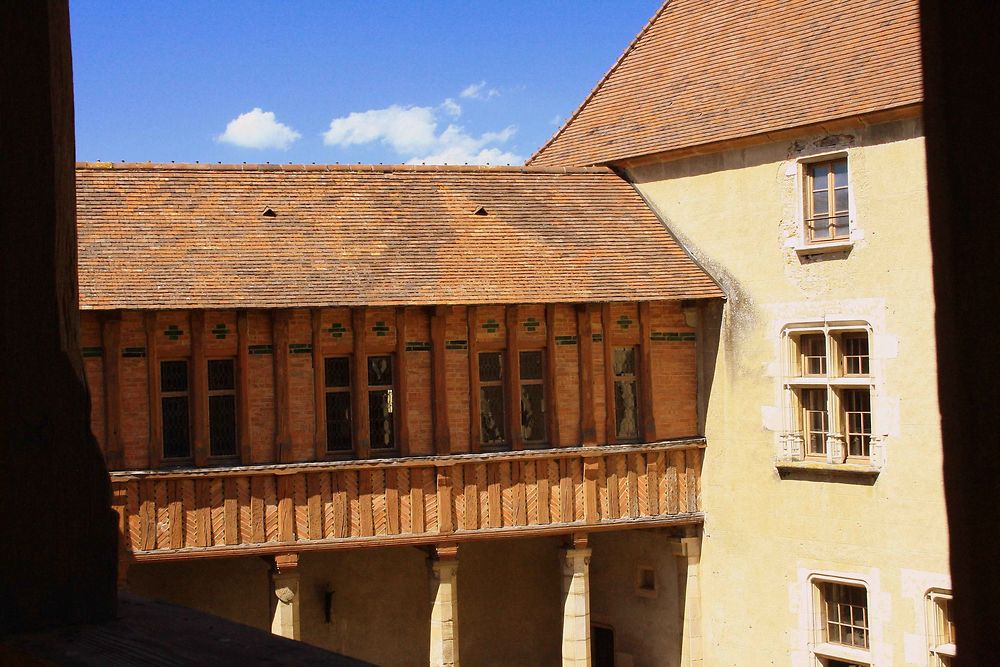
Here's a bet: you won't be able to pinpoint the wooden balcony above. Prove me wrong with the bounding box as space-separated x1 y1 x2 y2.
111 438 704 561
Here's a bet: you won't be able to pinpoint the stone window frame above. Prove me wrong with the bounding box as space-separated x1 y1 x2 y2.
925 589 955 667
778 322 884 468
808 574 873 667
795 150 856 256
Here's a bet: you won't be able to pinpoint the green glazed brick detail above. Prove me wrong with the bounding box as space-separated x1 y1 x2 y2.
327 322 347 338
555 335 578 345
616 315 633 330
651 331 669 342
248 344 273 355
163 324 184 341
372 320 391 337
445 339 468 350
592 333 603 342
122 347 146 358
81 346 104 358
405 341 432 352
289 343 313 354
482 318 500 334
655 331 697 342
211 323 231 340
523 316 540 333
681 332 696 342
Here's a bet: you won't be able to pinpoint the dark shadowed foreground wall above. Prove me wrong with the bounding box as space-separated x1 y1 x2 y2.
921 1 1000 665
0 0 117 633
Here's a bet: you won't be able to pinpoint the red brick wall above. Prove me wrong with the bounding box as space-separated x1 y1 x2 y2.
82 301 702 471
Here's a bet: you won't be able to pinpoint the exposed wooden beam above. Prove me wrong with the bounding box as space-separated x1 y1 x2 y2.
272 310 291 463
638 302 657 441
601 303 616 445
468 305 482 453
311 308 326 461
101 311 123 469
236 311 251 465
395 307 410 456
545 304 561 447
145 312 162 469
430 306 451 455
191 310 208 466
576 305 597 446
352 307 370 459
506 305 523 450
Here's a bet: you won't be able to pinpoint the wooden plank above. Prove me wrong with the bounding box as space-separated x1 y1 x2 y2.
276 476 295 542
626 453 640 518
686 448 699 512
467 305 482 452
155 481 169 550
223 477 238 546
144 312 162 469
210 478 225 546
182 479 197 548
452 465 465 530
359 470 374 537
430 306 451 455
250 476 266 544
398 468 412 534
560 459 574 523
423 469 438 533
167 480 184 549
411 468 425 533
655 451 667 516
437 467 454 533
191 310 208 466
306 473 323 540
126 481 140 553
545 304 561 447
638 302 657 441
597 457 609 519
576 305 597 446
500 462 514 526
607 454 621 519
395 307 410 456
236 311 251 465
195 479 212 548
634 452 648 517
572 458 584 521
237 476 251 544
487 464 502 528
264 477 279 542
584 459 599 524
537 462 551 525
101 312 123 469
524 460 538 525
319 472 334 538
272 310 292 463
601 303 616 445
293 473 309 540
462 464 478 530
352 307 370 459
385 469 400 535
646 455 660 516
505 305 523 450
667 451 682 514
311 308 326 461
332 473 348 538
512 462 527 526
139 480 156 551
371 469 387 536
547 459 560 524
476 464 488 528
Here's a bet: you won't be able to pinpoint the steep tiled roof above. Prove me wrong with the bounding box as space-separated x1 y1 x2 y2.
76 163 722 310
530 0 923 167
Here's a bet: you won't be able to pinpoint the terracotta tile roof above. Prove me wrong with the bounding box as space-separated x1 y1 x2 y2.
76 163 722 310
530 0 923 167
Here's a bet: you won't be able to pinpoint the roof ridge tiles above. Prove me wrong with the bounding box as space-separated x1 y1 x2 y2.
75 161 613 175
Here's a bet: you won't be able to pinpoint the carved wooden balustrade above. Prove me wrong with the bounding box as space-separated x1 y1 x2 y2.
111 438 704 561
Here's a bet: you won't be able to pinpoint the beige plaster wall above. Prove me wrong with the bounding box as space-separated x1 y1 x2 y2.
626 117 951 666
590 530 683 667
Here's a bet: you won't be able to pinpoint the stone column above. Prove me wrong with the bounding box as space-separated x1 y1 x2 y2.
673 536 703 667
561 533 592 666
271 553 301 641
429 543 460 667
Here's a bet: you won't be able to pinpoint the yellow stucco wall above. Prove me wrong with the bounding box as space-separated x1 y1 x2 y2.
626 117 950 666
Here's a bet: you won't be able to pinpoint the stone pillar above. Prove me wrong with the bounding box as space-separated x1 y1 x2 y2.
271 553 301 641
429 543 460 667
561 533 592 666
673 536 703 667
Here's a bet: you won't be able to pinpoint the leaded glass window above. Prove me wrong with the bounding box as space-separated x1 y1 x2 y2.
479 351 506 447
519 350 546 444
613 347 639 441
160 360 191 459
368 356 394 450
820 582 869 649
324 357 351 452
207 359 237 457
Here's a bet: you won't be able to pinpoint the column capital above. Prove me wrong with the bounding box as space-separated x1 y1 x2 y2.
272 552 299 575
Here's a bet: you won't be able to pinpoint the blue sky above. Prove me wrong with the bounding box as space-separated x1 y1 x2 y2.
70 1 661 165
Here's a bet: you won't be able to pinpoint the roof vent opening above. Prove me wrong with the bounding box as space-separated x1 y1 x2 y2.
472 206 488 216
261 206 277 218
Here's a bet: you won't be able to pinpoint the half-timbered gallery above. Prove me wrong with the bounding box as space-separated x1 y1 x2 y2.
76 163 722 665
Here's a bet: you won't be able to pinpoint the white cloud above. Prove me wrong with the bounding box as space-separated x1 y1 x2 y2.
216 108 301 150
550 114 563 126
322 100 522 165
460 81 500 100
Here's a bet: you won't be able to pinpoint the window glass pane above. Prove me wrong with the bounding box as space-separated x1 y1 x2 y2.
369 388 394 449
844 389 872 458
812 189 829 216
161 360 188 393
811 164 829 190
520 350 543 380
478 351 503 382
480 385 506 446
822 583 869 649
208 394 237 456
325 357 350 388
521 384 546 442
810 218 831 240
162 395 191 458
207 359 235 391
832 158 848 187
325 392 352 451
842 333 870 375
613 347 636 377
368 356 392 386
800 334 826 375
615 380 639 440
832 215 850 238
834 187 849 213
